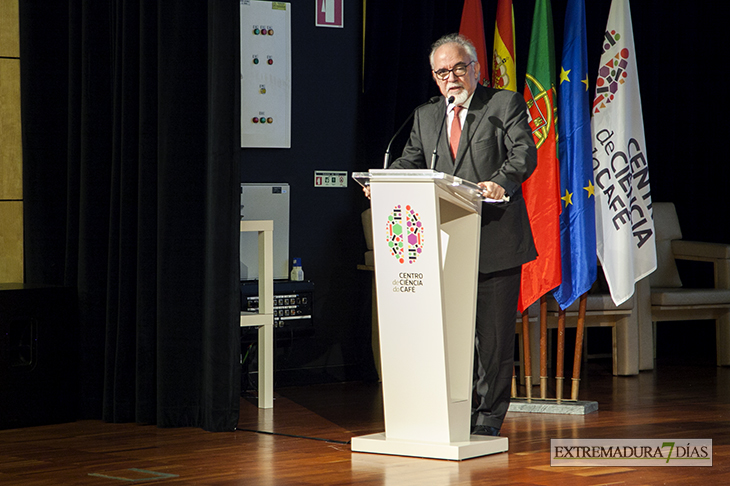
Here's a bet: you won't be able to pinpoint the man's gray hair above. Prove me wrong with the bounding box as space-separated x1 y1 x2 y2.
429 33 478 69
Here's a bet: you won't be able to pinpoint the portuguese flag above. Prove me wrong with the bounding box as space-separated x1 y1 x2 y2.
518 0 562 312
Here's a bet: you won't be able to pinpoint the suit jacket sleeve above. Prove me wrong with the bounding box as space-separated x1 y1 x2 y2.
487 91 537 197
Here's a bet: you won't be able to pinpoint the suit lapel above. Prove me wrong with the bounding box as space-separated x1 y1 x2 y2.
430 103 453 169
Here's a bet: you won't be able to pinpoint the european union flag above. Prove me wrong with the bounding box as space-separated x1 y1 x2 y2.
553 0 596 309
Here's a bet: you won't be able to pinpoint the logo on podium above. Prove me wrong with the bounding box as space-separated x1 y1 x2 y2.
386 205 424 264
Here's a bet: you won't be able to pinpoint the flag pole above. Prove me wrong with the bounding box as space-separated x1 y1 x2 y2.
556 308 566 400
521 310 532 399
571 292 588 399
511 366 518 398
540 295 548 398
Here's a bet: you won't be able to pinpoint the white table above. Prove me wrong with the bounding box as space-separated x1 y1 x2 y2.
239 220 274 408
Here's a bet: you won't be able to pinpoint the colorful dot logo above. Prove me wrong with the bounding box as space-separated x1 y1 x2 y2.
386 205 424 264
593 29 630 116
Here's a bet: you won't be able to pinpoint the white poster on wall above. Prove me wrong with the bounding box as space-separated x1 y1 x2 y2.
240 1 291 148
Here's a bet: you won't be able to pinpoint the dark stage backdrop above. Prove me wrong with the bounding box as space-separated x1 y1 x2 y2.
20 0 241 431
17 0 728 431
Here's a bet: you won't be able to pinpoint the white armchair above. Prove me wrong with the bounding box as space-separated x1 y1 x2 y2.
649 202 730 366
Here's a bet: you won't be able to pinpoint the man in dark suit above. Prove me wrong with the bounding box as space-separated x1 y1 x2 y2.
384 33 537 436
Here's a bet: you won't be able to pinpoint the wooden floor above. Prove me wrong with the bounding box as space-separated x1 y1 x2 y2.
2 360 729 485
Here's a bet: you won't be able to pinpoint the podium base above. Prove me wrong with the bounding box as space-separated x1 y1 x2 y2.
508 398 598 415
351 432 508 461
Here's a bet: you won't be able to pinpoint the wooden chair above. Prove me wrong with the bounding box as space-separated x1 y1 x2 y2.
649 202 730 366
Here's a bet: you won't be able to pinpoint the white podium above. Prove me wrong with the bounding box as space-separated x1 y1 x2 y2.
351 169 508 460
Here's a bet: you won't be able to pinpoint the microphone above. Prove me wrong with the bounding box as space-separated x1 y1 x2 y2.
430 95 455 170
383 96 441 169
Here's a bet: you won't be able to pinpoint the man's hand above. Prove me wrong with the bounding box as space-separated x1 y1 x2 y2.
363 185 371 199
477 181 505 201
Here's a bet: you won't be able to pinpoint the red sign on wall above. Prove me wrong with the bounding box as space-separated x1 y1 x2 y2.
315 0 343 28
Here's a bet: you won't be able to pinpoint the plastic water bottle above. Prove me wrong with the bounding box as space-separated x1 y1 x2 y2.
290 257 304 281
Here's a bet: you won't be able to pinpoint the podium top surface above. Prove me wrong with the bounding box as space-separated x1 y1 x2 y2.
353 169 504 204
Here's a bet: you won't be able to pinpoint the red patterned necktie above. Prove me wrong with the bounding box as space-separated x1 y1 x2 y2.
449 106 462 159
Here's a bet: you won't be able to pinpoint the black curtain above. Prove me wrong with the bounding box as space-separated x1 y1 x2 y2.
19 0 241 431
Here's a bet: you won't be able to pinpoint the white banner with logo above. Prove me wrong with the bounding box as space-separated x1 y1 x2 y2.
591 0 656 305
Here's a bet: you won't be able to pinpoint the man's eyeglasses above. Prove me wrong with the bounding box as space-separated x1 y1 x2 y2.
433 61 475 81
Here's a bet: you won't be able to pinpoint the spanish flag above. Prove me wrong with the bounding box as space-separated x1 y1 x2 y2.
459 0 490 86
492 0 516 91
